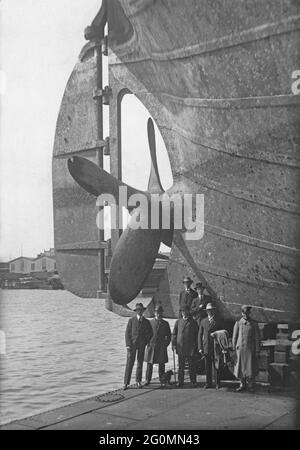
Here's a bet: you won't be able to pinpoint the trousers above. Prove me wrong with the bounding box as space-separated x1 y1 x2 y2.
178 354 197 384
124 342 146 385
204 355 220 386
145 363 165 383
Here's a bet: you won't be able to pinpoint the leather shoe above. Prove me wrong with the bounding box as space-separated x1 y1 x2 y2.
123 384 128 391
136 382 143 389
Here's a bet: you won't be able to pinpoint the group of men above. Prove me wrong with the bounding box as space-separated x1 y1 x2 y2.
123 276 260 393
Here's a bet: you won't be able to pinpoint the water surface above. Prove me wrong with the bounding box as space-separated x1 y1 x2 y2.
0 290 174 425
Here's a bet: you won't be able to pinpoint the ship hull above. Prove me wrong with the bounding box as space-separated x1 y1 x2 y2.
106 0 300 323
53 0 300 322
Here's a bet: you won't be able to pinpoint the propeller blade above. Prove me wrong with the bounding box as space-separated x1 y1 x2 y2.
68 156 144 210
147 118 164 194
108 209 162 305
147 119 173 247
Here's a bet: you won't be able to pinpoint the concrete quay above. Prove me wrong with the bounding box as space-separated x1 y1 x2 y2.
1 377 299 430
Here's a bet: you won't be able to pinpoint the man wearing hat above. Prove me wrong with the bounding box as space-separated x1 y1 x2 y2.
123 303 153 390
172 305 199 387
179 276 198 317
198 302 223 389
232 305 260 392
191 282 211 325
144 305 171 386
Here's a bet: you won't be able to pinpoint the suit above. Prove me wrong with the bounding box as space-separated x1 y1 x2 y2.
179 289 198 316
198 315 223 386
124 316 153 385
172 317 199 385
144 318 171 383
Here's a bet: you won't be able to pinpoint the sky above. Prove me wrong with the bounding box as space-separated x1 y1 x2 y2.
0 0 172 261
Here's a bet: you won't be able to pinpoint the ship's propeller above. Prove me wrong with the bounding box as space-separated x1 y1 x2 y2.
68 118 174 305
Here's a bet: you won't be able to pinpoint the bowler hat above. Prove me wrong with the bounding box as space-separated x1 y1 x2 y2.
134 303 146 311
241 305 252 312
183 276 193 283
195 282 204 289
154 304 164 313
205 302 216 310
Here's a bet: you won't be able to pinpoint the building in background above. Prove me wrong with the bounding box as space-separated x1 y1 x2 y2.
1 249 62 289
0 262 9 276
33 255 56 273
8 249 56 274
9 257 35 274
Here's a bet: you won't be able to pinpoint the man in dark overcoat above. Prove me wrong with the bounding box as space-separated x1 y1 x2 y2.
123 303 153 390
172 305 199 387
198 302 223 389
144 305 171 386
178 276 198 317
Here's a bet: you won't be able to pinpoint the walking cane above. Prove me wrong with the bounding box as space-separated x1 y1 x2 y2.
172 348 177 385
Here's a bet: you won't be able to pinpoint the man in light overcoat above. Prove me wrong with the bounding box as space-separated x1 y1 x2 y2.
144 305 171 386
232 305 260 392
172 305 199 387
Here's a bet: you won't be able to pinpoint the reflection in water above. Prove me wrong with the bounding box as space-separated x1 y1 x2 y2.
0 290 175 425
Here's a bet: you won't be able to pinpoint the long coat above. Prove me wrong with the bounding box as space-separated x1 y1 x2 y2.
144 319 171 364
125 316 153 348
198 316 223 356
172 317 199 357
232 318 260 379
